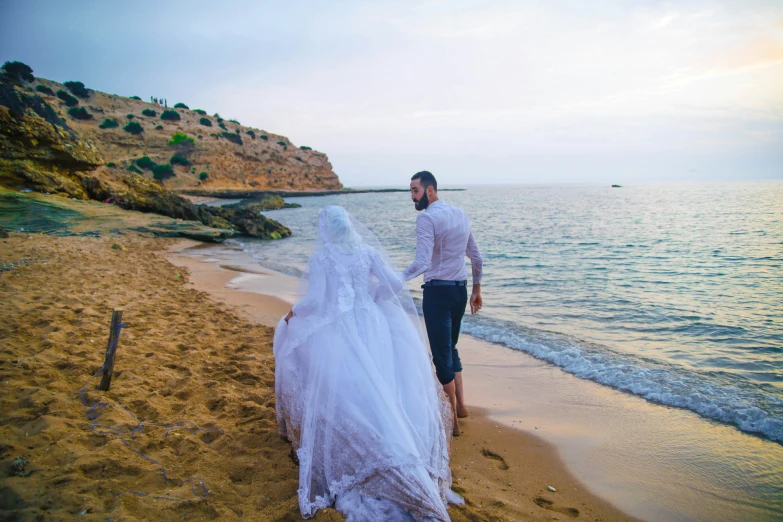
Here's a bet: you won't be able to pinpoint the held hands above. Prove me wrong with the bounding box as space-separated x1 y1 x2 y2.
470 285 482 314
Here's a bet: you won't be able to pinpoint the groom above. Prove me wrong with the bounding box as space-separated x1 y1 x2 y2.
402 171 483 436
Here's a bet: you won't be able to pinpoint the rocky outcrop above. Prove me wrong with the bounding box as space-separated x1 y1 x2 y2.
0 81 103 198
207 202 292 240
86 174 291 239
0 79 292 241
218 193 300 210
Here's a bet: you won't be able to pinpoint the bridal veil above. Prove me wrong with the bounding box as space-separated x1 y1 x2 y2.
273 205 460 521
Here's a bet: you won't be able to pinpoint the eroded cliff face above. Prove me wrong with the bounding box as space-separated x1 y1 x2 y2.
0 82 103 199
34 78 343 193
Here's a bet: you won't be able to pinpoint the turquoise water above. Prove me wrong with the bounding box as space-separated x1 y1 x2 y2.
235 181 783 444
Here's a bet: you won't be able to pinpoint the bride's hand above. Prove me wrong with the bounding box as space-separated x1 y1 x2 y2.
284 309 294 323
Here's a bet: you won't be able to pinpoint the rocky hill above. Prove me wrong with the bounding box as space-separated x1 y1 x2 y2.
0 61 313 240
31 78 342 193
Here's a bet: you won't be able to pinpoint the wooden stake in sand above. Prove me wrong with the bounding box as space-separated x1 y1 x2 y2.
98 309 126 391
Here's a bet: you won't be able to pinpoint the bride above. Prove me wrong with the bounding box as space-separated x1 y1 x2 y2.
273 205 462 521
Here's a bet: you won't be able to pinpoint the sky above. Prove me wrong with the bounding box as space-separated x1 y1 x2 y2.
1 0 782 186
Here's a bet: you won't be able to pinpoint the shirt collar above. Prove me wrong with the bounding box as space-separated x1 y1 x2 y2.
426 199 444 211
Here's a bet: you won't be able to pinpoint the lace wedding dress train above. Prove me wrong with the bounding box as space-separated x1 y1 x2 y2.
273 206 461 521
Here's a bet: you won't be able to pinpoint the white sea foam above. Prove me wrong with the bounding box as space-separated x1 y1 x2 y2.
461 316 783 444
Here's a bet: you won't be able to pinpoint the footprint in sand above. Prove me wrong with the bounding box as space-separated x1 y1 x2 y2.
480 448 509 470
534 496 580 518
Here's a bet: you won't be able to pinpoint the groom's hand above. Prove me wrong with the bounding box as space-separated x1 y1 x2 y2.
470 284 482 314
284 309 294 323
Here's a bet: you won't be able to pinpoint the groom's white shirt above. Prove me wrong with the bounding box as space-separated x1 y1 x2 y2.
402 200 483 284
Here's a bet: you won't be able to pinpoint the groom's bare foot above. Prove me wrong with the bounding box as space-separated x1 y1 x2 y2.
453 420 461 436
457 405 470 418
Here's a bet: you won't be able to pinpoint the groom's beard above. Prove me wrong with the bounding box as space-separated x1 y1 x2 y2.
414 192 429 211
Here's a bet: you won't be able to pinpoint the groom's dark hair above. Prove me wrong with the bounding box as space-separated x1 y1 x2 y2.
411 171 437 192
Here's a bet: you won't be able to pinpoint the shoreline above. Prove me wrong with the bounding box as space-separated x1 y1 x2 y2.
169 240 783 522
175 187 467 200
166 240 642 521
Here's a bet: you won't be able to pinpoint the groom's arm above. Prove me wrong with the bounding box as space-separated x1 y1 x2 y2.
402 215 435 282
466 229 483 284
466 228 483 314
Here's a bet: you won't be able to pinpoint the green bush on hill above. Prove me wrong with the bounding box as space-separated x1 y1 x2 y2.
221 132 242 145
193 109 206 115
216 117 223 123
67 107 92 120
260 135 268 141
135 156 156 170
126 164 142 173
170 154 191 166
1 61 34 83
130 96 142 100
168 132 195 146
99 118 119 129
142 108 157 117
64 81 89 99
229 119 240 124
246 130 255 139
300 145 312 150
56 90 79 107
126 114 134 119
218 122 227 130
107 162 116 167
277 141 287 148
174 102 189 109
199 172 209 181
199 117 212 127
35 85 54 96
152 163 175 180
123 121 143 134
160 110 180 121
155 125 163 130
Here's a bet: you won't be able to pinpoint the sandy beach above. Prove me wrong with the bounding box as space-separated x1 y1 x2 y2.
0 232 639 521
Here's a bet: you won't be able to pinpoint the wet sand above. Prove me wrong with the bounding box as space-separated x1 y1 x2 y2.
0 232 637 521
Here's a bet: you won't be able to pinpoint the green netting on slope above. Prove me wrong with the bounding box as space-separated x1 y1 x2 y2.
0 193 84 235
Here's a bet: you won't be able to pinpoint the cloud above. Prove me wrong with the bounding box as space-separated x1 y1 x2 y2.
651 11 681 30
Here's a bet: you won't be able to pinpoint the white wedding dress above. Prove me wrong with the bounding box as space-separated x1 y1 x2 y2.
273 206 461 521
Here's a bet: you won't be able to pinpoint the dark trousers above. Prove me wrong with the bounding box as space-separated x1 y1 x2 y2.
422 283 468 385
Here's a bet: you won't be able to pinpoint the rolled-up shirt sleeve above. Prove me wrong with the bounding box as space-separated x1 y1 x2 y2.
402 215 435 281
466 229 483 284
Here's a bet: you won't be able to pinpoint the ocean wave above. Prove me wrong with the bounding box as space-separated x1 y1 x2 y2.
460 315 783 444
